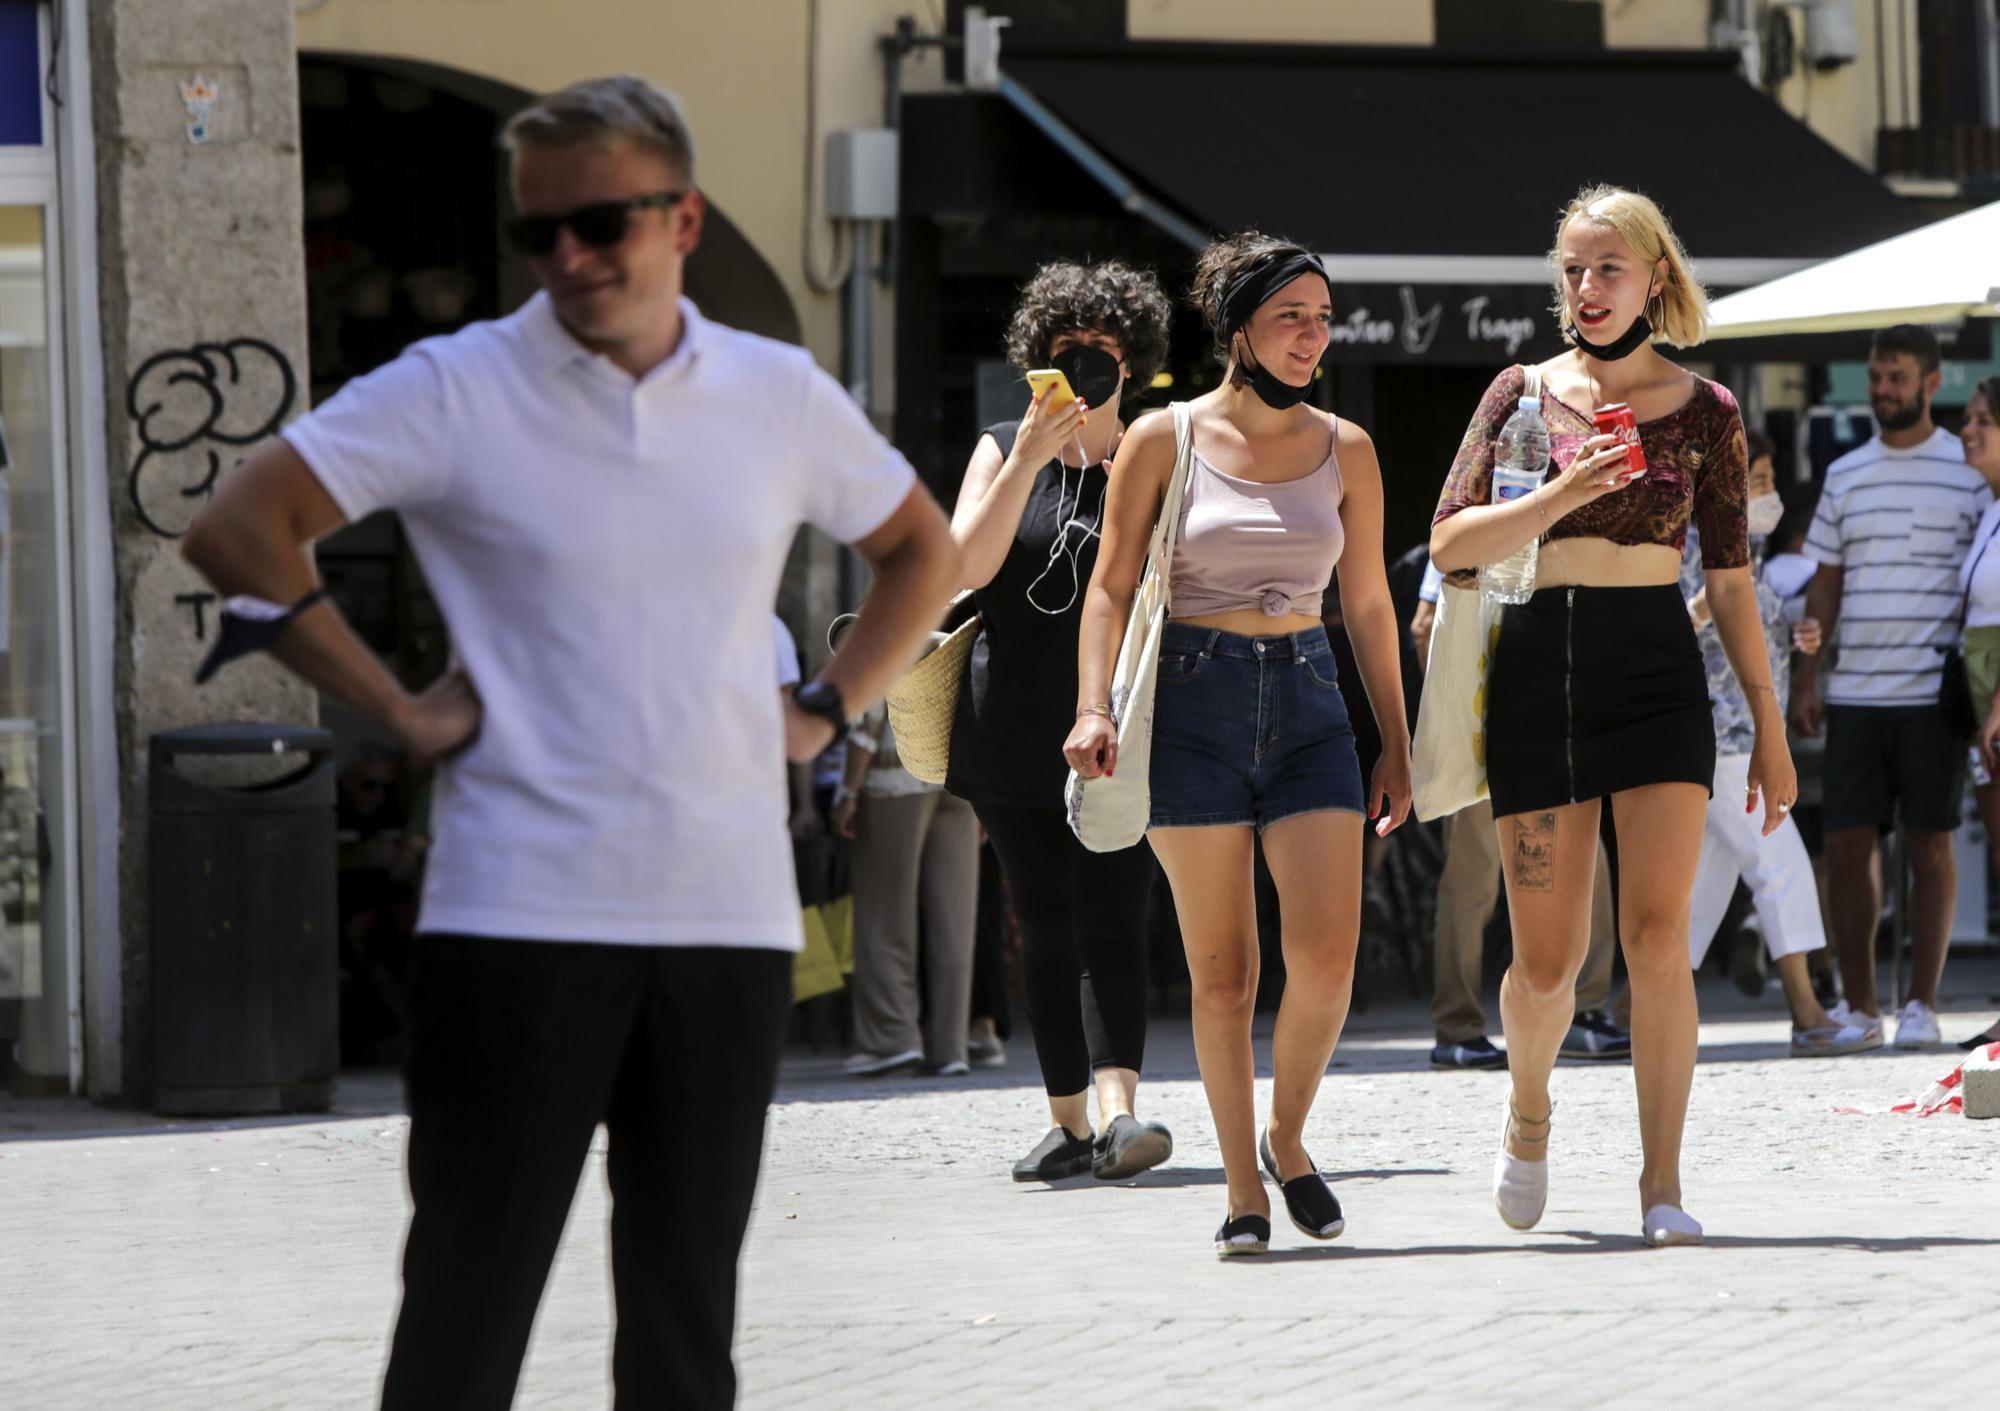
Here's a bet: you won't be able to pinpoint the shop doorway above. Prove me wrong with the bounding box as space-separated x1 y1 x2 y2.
1371 364 1505 561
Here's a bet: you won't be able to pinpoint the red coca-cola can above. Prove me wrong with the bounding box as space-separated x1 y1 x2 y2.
1593 403 1648 477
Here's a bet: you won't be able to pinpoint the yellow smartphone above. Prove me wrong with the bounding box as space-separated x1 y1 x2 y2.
1024 368 1078 415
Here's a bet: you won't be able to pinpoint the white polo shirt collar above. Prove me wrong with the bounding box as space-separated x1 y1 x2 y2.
517 289 706 390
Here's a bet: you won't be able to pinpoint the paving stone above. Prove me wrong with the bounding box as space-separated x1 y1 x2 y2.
2 966 1995 1408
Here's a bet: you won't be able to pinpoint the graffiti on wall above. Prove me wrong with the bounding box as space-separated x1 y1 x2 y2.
179 75 220 145
126 339 296 539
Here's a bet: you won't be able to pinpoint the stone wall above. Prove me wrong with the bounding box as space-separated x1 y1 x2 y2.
88 0 317 1099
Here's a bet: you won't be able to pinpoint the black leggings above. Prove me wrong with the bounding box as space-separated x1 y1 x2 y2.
975 803 1155 1097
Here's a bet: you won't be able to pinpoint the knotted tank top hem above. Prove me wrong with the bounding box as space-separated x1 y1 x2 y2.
1169 435 1346 619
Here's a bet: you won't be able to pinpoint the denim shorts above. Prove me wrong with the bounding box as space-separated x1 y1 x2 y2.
1148 622 1366 831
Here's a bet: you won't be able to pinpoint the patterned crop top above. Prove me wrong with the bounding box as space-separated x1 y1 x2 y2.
1431 364 1750 581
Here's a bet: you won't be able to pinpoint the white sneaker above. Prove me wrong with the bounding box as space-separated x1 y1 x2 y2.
1828 1001 1885 1045
1893 999 1941 1049
841 1048 922 1076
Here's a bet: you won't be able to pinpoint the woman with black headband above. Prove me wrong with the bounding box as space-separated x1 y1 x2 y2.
948 260 1179 1184
1431 185 1792 1247
1066 233 1411 1255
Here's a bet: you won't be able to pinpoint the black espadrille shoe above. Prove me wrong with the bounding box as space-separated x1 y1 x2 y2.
1260 1129 1345 1240
1214 1212 1271 1257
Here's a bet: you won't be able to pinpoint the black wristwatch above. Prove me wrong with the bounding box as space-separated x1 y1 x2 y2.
793 679 852 746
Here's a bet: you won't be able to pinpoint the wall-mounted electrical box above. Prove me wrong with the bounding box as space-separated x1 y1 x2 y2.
1804 0 1860 70
825 127 899 221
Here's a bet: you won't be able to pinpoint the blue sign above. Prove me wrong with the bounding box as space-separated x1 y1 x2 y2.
1 3 43 148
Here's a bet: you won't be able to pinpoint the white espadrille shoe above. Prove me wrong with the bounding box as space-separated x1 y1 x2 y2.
1641 1204 1704 1247
1493 1098 1551 1231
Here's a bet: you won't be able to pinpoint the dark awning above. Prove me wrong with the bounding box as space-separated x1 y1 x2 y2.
997 44 1924 288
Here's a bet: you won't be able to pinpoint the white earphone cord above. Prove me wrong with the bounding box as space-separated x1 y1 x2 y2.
1025 427 1104 616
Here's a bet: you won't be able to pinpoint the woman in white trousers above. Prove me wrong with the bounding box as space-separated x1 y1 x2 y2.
1682 437 1869 1055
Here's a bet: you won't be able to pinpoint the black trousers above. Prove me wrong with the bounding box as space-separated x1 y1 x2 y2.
974 804 1155 1097
379 935 793 1411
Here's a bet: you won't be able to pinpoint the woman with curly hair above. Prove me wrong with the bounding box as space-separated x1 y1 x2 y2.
1066 233 1412 1255
1430 185 1792 1247
949 259 1178 1183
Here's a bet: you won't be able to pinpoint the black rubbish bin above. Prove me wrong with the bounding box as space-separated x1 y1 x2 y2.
149 723 338 1115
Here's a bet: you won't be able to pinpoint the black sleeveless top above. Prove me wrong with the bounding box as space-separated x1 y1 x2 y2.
946 422 1108 809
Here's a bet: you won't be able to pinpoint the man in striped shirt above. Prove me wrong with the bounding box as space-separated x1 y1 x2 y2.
1792 325 1988 1050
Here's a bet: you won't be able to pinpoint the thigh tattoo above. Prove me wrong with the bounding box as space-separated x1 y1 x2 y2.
1511 812 1557 893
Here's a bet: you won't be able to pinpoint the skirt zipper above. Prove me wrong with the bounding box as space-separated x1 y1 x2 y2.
1565 587 1577 803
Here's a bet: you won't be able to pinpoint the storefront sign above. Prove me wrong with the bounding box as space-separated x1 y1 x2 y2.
1323 283 1565 365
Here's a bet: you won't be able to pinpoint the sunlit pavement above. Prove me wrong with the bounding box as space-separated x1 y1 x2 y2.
4 959 1994 1409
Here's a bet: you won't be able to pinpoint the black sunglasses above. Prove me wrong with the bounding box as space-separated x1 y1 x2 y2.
504 190 688 257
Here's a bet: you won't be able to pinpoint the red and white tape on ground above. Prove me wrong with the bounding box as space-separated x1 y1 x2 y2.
1833 1041 2000 1118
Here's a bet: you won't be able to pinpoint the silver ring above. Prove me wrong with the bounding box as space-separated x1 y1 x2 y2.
1778 802 1792 813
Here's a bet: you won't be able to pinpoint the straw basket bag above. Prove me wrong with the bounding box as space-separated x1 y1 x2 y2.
883 593 979 784
828 592 979 786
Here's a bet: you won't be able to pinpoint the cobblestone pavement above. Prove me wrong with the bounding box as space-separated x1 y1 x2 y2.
3 962 1995 1410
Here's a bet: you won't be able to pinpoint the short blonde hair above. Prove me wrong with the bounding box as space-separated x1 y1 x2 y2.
1549 185 1708 348
502 75 695 182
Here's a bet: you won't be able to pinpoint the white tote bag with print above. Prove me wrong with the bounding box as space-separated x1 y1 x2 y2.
1409 364 1540 821
1410 578 1502 821
1064 402 1198 852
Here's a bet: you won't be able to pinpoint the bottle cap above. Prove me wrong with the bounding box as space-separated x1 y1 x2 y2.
1517 396 1542 410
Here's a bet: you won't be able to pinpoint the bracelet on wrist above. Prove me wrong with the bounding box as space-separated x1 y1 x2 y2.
1076 703 1112 719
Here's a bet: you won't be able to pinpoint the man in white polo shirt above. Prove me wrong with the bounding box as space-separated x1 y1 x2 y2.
182 76 957 1410
1792 324 1988 1050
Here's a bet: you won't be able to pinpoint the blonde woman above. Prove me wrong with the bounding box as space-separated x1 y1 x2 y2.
1430 186 1794 1247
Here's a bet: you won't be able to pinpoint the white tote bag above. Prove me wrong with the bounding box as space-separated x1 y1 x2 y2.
1064 402 1198 852
1409 364 1540 821
1410 579 1501 821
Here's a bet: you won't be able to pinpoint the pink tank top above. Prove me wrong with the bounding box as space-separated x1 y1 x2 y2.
1170 424 1346 619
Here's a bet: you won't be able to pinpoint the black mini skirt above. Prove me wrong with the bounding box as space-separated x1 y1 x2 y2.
1486 583 1715 819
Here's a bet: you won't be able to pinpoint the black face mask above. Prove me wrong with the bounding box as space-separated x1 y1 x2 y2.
1236 343 1319 410
1567 313 1653 362
1051 344 1124 410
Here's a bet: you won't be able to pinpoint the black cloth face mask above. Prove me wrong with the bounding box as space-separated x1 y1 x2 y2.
1567 313 1653 362
1051 344 1124 409
1236 345 1319 410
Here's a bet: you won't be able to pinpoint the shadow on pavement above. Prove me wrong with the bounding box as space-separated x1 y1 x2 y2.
1021 1166 1229 1191
0 1068 408 1144
1021 1164 1455 1192
1241 1229 2000 1258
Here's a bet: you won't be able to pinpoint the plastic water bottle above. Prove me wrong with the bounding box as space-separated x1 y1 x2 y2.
1480 395 1551 606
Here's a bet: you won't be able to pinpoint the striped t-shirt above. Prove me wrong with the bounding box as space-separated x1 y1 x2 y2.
1805 428 1989 706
